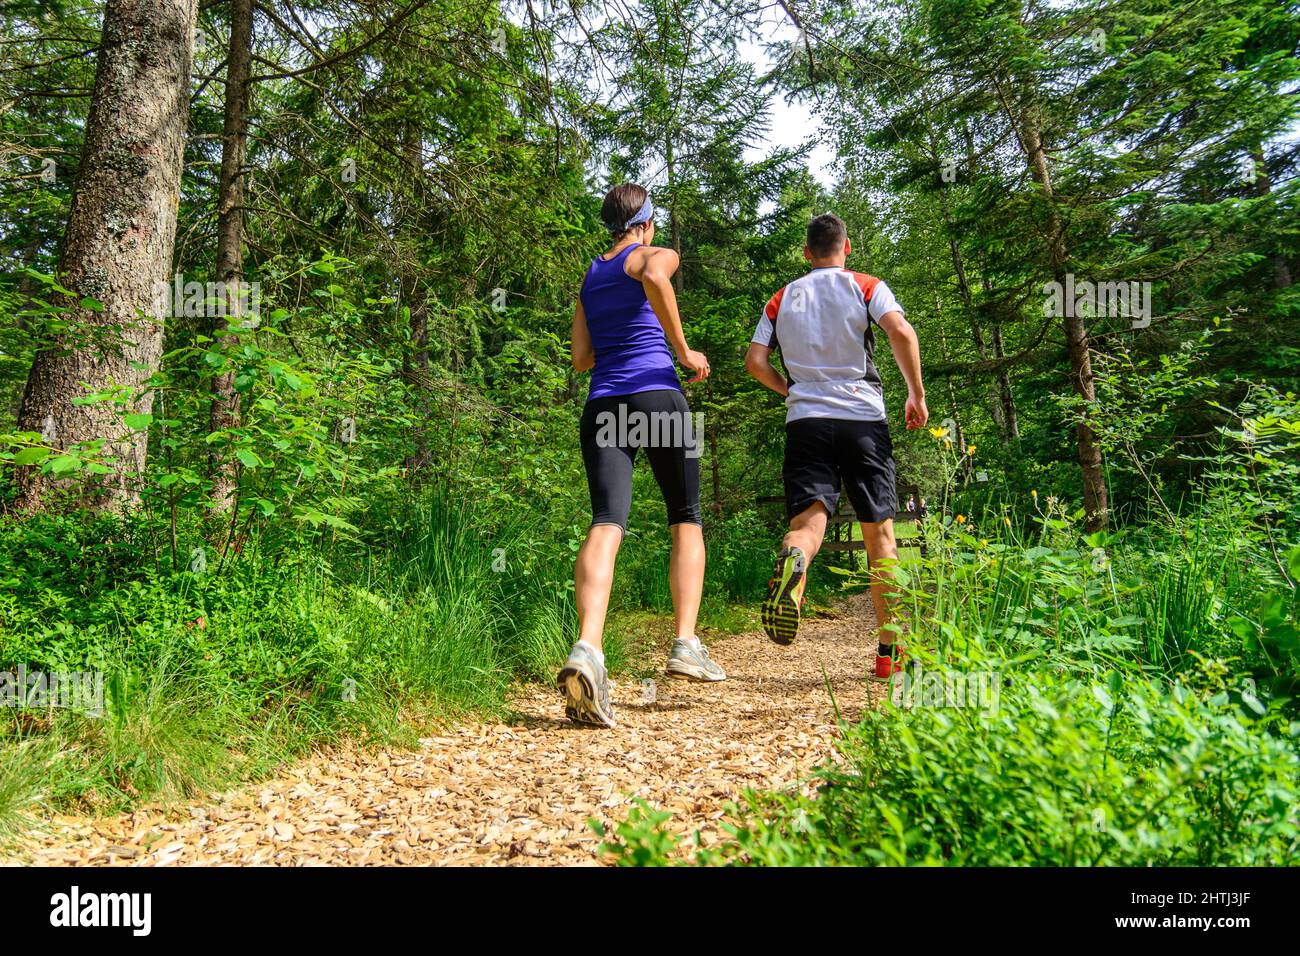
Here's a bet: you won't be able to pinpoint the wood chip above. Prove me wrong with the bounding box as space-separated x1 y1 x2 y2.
4 594 883 866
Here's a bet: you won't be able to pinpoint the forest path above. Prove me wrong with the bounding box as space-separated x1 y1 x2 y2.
9 594 883 866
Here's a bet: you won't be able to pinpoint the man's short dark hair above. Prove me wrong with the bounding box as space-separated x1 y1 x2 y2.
806 213 848 258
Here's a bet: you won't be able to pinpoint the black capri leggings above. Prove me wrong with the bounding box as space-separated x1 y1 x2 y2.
579 389 702 530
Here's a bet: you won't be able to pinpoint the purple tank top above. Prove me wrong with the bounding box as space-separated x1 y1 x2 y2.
579 243 682 401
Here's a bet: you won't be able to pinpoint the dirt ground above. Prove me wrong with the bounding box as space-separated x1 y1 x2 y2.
6 593 884 866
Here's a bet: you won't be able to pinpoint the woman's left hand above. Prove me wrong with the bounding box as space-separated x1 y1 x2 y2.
680 348 711 383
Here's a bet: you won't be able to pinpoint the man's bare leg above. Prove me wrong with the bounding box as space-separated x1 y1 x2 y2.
762 502 829 644
862 519 910 678
784 501 829 562
861 519 900 640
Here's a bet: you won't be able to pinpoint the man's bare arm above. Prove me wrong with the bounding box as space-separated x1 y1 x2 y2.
744 343 789 397
877 310 929 429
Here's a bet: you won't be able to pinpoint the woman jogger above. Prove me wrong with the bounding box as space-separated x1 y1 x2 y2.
557 183 725 728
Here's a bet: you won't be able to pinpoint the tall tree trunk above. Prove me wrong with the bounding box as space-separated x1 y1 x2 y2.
989 321 1019 439
933 302 967 478
401 123 432 478
1250 143 1293 290
1020 112 1108 530
665 134 683 293
14 237 41 334
669 204 683 293
706 379 721 514
208 0 254 513
942 218 1006 437
12 0 198 514
949 120 1018 441
402 285 432 476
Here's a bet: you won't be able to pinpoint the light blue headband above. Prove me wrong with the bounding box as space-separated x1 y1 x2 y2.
608 194 653 233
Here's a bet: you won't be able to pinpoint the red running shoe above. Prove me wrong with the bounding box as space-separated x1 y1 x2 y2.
874 645 908 681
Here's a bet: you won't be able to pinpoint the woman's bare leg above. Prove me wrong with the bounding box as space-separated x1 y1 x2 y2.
574 524 624 651
669 522 705 638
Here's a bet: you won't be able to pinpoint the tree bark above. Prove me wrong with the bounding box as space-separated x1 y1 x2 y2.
14 237 41 334
943 220 1006 438
208 0 254 513
706 379 721 514
1250 143 1293 290
402 283 433 476
1020 112 1108 530
933 303 968 479
949 121 1018 442
989 321 1019 440
665 133 683 293
12 0 198 514
401 123 432 478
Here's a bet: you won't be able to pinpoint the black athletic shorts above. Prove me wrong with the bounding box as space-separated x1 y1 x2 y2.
783 417 897 523
579 389 702 530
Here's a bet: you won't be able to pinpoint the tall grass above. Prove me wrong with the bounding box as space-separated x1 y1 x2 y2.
597 491 1300 866
0 738 50 844
0 494 586 834
1137 553 1221 671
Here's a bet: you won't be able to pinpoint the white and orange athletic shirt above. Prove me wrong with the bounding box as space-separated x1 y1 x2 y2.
751 267 904 423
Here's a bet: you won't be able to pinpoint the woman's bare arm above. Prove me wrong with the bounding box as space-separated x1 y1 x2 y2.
571 296 594 371
629 246 709 382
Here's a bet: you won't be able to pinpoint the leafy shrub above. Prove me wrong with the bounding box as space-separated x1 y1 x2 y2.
602 672 1300 866
0 496 582 823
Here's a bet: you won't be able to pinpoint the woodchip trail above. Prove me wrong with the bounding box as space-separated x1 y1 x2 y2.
7 594 884 866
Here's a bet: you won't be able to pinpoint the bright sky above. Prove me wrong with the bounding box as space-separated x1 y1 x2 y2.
737 25 837 188
759 87 837 188
503 2 839 190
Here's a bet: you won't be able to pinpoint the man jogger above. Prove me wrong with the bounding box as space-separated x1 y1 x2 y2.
744 214 928 679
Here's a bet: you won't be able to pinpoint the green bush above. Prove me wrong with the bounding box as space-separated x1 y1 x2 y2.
599 484 1300 866
602 672 1300 866
0 497 579 826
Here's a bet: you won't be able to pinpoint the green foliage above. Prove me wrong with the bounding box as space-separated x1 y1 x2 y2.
599 419 1300 864
3 0 1299 861
601 535 1300 866
592 799 681 867
0 737 50 844
0 496 583 821
632 673 1300 867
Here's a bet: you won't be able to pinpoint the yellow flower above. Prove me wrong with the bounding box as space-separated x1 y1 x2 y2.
979 539 988 547
966 445 976 455
955 514 966 524
1031 489 1038 499
928 426 949 440
1004 516 1012 527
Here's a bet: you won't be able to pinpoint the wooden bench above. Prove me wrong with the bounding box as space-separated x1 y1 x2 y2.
756 481 927 566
